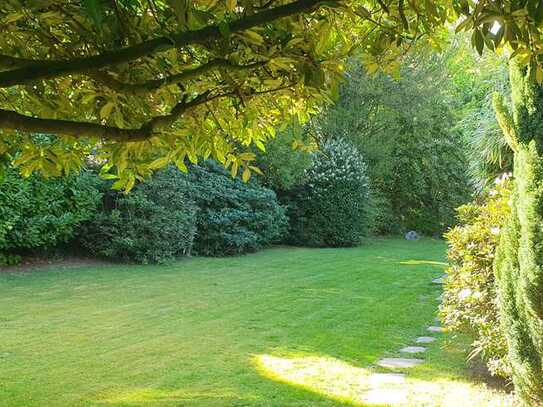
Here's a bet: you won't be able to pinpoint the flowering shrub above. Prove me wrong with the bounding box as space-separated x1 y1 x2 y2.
441 174 511 377
288 138 370 247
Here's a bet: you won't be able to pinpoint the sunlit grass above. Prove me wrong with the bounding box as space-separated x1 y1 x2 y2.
0 238 512 406
254 352 513 406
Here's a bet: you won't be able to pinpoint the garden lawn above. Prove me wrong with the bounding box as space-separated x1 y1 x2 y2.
0 238 511 406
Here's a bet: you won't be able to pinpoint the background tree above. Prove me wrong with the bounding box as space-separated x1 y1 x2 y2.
316 53 472 234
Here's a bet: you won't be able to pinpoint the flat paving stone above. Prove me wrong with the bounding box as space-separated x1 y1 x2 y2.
427 326 444 333
416 336 436 343
377 357 424 369
400 346 426 354
369 373 406 385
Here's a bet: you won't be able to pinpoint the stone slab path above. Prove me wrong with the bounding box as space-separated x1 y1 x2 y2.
416 336 436 343
377 357 424 369
370 272 447 404
400 346 426 354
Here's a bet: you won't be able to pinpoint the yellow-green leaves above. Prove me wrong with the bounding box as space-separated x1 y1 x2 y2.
226 0 237 12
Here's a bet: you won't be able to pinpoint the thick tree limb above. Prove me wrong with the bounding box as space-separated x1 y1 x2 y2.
89 59 266 94
0 91 220 142
0 0 322 88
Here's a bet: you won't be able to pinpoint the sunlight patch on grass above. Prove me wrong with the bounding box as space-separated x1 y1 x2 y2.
253 353 514 406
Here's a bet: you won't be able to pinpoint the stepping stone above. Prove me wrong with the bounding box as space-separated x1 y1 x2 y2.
369 372 406 385
377 357 424 369
400 346 426 354
427 326 444 333
432 277 445 284
416 336 436 343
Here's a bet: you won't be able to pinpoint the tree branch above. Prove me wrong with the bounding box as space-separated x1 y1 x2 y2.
0 82 296 141
0 0 323 88
0 91 219 142
89 59 266 94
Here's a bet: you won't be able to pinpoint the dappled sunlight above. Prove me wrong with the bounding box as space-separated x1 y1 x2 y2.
253 353 513 406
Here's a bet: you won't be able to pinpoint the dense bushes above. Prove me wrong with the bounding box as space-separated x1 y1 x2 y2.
288 139 370 247
79 167 197 264
184 161 287 256
0 169 102 256
441 175 511 378
80 162 287 262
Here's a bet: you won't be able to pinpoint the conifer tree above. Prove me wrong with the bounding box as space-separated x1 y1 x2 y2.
494 62 543 406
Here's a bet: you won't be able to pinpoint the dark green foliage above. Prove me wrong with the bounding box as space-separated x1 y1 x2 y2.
0 168 102 254
494 62 543 405
80 167 197 264
184 161 287 256
442 177 511 378
288 139 370 247
254 126 313 193
317 58 472 235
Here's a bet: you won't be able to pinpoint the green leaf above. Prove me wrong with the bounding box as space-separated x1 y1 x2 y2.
82 0 105 30
219 21 231 38
472 29 484 56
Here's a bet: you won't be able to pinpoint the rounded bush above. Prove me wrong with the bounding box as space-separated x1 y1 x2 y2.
185 161 288 256
80 167 197 264
289 139 370 247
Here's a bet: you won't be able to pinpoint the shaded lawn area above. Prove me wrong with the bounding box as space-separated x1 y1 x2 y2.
0 238 510 406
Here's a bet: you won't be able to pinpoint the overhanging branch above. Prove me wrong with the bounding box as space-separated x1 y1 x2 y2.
90 59 266 94
0 0 322 88
0 91 219 142
0 82 294 141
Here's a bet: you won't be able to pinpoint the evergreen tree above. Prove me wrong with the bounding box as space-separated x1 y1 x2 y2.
494 62 543 406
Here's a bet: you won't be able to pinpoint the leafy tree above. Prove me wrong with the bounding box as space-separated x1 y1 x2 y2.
494 62 543 405
0 0 452 190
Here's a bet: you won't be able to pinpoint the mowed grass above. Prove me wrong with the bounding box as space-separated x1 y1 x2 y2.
0 238 511 406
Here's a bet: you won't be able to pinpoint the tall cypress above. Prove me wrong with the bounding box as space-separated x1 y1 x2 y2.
494 62 543 406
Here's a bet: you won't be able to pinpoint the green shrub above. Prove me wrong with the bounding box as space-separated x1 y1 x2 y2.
442 175 511 378
80 167 197 264
288 139 370 247
0 169 102 253
184 161 287 256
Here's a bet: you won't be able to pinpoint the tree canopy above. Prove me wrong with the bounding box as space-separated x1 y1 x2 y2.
0 0 542 189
